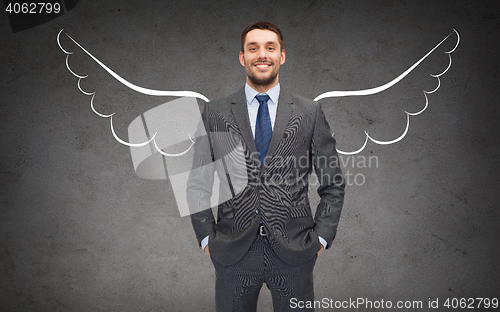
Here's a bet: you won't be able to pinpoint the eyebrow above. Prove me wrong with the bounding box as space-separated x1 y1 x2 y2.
247 41 278 46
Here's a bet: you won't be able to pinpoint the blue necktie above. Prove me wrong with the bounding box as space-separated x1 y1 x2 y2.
254 94 272 167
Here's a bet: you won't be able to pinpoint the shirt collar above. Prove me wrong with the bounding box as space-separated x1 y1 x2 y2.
245 83 280 105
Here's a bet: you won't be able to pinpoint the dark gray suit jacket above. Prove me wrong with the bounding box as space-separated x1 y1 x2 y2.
188 87 345 266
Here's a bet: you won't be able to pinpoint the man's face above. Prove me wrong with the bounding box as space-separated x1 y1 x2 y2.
239 29 286 91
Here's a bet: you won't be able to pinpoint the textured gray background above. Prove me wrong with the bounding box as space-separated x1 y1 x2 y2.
1 0 499 311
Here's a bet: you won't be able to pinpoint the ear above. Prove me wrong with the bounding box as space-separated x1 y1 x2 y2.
239 51 245 67
280 49 286 65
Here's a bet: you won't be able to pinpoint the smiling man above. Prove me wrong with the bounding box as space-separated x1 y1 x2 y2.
188 21 345 311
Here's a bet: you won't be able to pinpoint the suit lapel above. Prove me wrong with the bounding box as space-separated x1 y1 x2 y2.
231 88 260 165
266 88 293 166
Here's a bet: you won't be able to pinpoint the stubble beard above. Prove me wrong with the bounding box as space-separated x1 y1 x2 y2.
247 71 279 88
246 60 280 89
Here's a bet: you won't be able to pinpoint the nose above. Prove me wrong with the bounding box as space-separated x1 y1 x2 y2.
257 47 268 59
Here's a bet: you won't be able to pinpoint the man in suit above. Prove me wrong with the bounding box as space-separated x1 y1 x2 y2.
187 21 345 311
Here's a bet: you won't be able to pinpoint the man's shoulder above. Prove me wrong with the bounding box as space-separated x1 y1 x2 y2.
289 92 316 106
205 88 245 110
282 88 321 114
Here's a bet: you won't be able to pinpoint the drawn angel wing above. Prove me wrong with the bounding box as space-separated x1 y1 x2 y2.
57 29 209 157
314 29 460 155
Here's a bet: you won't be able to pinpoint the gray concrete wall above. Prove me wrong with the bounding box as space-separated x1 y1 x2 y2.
1 0 499 311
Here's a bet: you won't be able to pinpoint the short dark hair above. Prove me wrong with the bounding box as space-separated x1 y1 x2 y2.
240 21 284 52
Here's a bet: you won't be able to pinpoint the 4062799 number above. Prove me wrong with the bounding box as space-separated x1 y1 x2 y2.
5 2 61 14
443 297 498 309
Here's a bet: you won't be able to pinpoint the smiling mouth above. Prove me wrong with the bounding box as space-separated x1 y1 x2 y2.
255 63 271 70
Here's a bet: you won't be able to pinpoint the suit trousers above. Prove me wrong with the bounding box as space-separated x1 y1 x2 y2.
211 230 317 312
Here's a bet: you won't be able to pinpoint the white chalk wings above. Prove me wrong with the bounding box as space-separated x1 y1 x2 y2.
57 29 460 156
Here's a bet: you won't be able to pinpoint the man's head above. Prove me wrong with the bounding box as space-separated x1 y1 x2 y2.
239 21 285 92
240 21 284 53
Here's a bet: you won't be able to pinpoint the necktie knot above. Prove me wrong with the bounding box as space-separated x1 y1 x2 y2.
255 94 270 105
